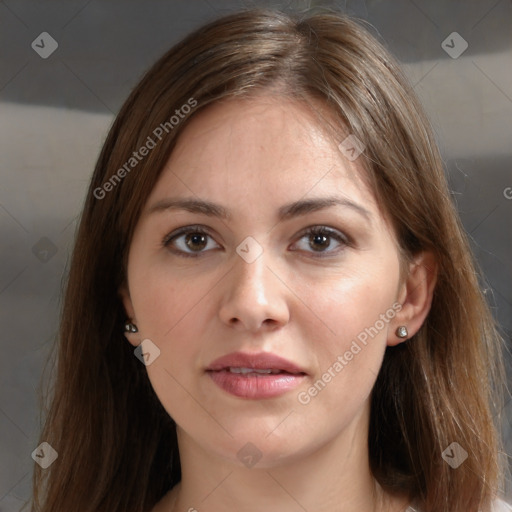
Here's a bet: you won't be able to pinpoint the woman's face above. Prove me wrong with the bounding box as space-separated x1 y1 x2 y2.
121 95 407 467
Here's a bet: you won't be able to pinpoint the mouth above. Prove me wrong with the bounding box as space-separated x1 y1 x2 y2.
205 352 307 399
206 351 307 374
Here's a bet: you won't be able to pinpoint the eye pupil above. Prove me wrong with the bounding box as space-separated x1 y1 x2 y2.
186 233 207 251
310 233 330 251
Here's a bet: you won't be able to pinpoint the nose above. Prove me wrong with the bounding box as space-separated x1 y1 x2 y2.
218 250 290 332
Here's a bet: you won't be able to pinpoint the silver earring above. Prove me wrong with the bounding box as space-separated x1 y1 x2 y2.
125 322 138 333
396 326 408 339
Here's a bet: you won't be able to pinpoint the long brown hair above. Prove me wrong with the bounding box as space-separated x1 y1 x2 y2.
29 8 507 512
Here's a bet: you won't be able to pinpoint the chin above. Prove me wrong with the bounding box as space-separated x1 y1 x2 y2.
202 422 320 469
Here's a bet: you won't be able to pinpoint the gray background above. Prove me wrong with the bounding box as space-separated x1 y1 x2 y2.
1 0 511 510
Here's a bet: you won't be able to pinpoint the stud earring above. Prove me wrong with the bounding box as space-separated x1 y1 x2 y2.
124 322 138 333
395 326 408 339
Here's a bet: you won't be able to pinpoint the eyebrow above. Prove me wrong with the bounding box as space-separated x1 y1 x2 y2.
147 196 372 223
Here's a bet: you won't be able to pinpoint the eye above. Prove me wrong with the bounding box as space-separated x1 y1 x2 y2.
162 224 350 259
162 225 220 258
290 226 349 257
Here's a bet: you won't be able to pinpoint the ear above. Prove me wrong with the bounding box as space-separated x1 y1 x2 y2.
118 283 140 348
388 251 438 347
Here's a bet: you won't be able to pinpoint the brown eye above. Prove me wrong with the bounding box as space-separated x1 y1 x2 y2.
291 226 349 257
184 232 208 251
163 225 220 258
309 232 331 251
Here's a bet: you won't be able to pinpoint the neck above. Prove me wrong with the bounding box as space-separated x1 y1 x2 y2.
161 405 408 512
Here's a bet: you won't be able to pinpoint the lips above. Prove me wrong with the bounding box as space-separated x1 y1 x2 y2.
206 352 307 375
206 352 307 399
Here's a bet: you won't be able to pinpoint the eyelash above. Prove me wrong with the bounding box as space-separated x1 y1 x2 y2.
162 224 351 259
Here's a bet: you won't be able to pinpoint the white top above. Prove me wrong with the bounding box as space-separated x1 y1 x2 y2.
407 499 512 512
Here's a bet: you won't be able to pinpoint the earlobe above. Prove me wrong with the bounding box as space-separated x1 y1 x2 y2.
388 251 438 346
118 284 140 347
123 321 140 347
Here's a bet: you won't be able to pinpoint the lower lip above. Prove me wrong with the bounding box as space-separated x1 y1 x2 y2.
207 370 305 399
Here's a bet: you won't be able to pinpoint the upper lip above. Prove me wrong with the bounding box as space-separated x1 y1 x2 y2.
206 352 307 374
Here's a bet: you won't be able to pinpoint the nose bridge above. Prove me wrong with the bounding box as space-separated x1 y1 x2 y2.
231 245 270 303
218 242 289 331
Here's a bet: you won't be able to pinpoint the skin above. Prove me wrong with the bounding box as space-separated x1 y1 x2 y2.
120 94 437 512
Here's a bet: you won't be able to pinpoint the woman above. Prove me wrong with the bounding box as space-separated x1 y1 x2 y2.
30 7 509 512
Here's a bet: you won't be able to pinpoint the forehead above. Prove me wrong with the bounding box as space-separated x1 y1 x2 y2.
169 95 347 170
145 94 381 223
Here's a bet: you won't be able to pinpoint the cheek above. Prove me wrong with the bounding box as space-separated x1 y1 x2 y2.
131 265 205 337
131 273 212 423
298 263 398 347
129 265 223 395
294 266 398 408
